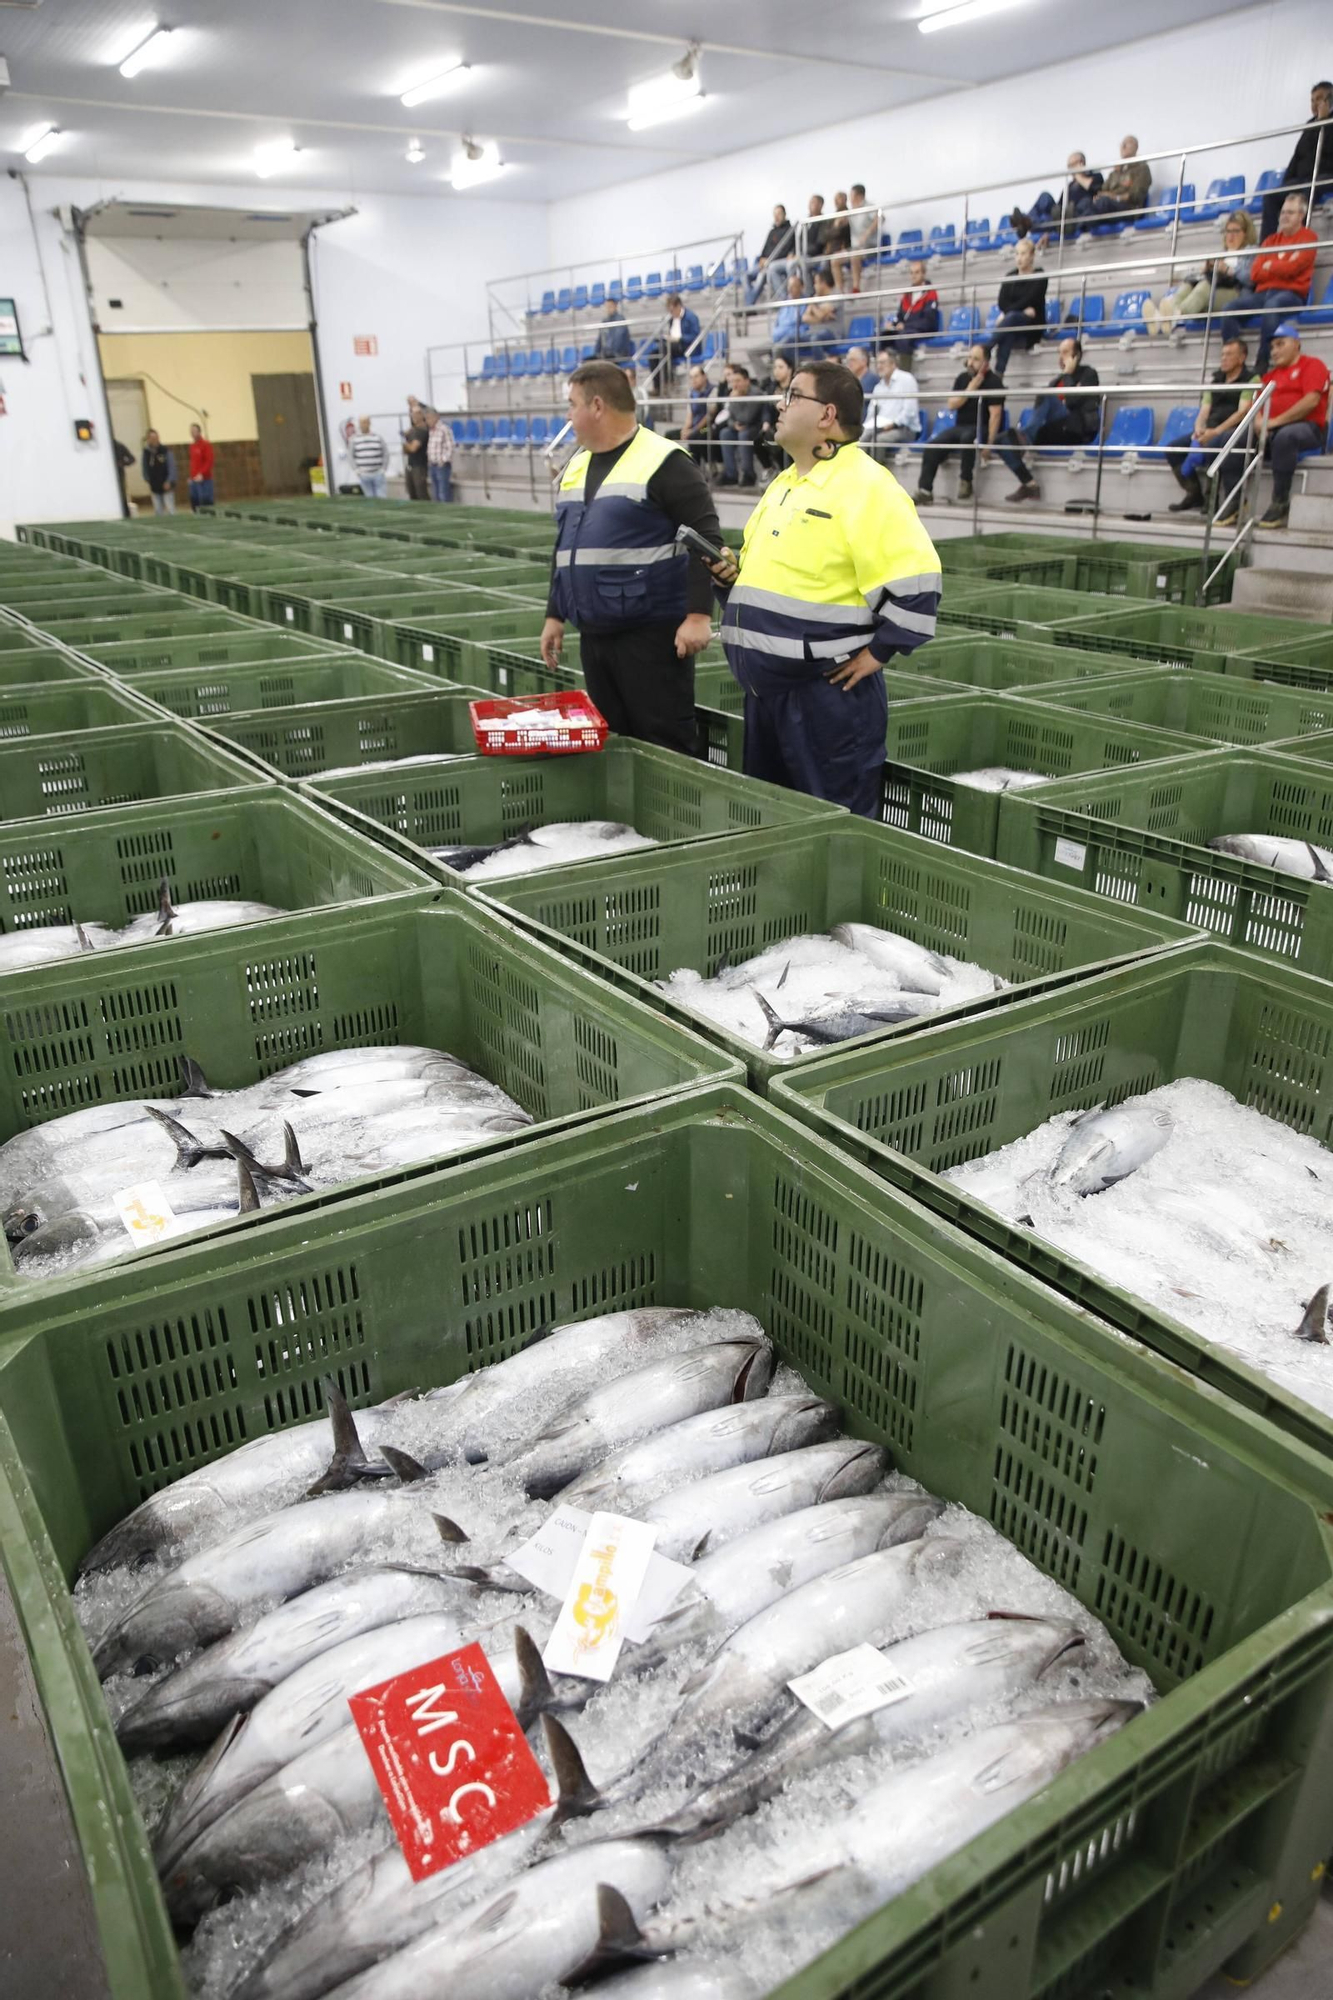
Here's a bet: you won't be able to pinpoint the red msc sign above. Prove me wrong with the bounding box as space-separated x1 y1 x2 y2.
348 1642 551 1881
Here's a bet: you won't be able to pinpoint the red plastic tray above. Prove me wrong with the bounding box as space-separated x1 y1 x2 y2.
468 690 610 756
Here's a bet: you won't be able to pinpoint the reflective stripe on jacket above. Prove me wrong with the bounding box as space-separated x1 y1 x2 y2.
551 426 690 630
719 442 941 696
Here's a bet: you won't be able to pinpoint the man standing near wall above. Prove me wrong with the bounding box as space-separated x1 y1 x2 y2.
541 360 723 755
187 423 214 509
708 359 941 817
350 415 390 497
142 430 177 513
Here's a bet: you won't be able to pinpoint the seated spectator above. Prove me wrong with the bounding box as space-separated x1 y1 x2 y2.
804 268 845 352
672 363 717 468
862 348 920 455
716 362 766 487
846 183 879 293
801 192 831 280
594 298 633 361
1143 212 1255 338
1217 321 1330 530
1224 192 1319 372
771 270 808 359
844 345 874 393
757 351 796 458
883 261 940 359
1098 135 1152 221
914 340 1006 504
1164 335 1258 511
1010 151 1104 241
1013 337 1102 447
1262 80 1333 241
747 202 797 305
992 238 1048 377
826 190 854 290
650 292 700 389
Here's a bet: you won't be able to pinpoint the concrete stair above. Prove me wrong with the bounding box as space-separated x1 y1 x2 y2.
1232 564 1333 620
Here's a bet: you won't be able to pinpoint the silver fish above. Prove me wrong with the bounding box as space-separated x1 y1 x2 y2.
636 1440 886 1563
629 1492 945 1671
0 920 115 969
155 1610 516 1885
91 1491 458 1677
1049 1100 1174 1195
1208 834 1333 882
587 1969 753 2000
950 766 1049 792
319 1843 671 2000
230 1819 552 2000
646 1614 1085 1843
558 1393 839 1513
116 1564 471 1754
754 989 938 1053
827 922 948 993
510 1338 774 1502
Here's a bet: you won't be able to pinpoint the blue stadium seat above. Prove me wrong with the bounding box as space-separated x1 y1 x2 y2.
965 217 990 241
556 287 572 313
1177 184 1198 223
573 285 589 311
510 416 528 447
527 347 544 374
1065 295 1106 331
608 278 623 301
509 351 528 379
579 342 596 361
1299 271 1333 326
1248 169 1285 216
927 304 979 350
1198 174 1245 222
1100 406 1154 455
644 271 663 298
893 229 924 263
984 303 1001 334
1042 297 1063 336
909 408 954 450
844 313 877 351
1135 185 1194 231
710 262 729 288
1091 289 1152 337
986 224 1019 253
478 353 498 382
544 346 560 375
590 283 605 307
700 330 728 362
561 344 578 372
530 417 549 446
539 290 556 316
493 417 511 445
481 418 496 444
625 274 643 300
930 224 960 258
1143 405 1199 458
683 264 706 292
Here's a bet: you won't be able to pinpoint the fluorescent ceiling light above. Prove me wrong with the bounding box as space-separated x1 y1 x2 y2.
406 137 425 163
400 60 468 108
254 138 301 178
919 0 1027 31
119 25 172 77
21 123 60 163
626 46 702 129
450 137 503 190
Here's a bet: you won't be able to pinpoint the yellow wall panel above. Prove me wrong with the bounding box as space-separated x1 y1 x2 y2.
96 329 314 442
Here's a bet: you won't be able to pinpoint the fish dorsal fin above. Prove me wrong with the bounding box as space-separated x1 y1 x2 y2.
281 1121 305 1178
542 1712 605 1823
1072 1101 1106 1127
433 1513 470 1544
514 1624 561 1727
178 1054 212 1097
305 1377 371 1496
236 1157 261 1215
563 1884 656 1983
1307 842 1333 883
379 1444 428 1484
690 1530 712 1561
74 921 96 954
1294 1283 1330 1344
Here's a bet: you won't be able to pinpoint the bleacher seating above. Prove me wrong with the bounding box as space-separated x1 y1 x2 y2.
1090 289 1152 337
1143 406 1199 459
1065 295 1106 332
1248 169 1285 216
1302 272 1333 327
1100 405 1155 454
929 305 979 349
1136 186 1196 231
1198 174 1246 221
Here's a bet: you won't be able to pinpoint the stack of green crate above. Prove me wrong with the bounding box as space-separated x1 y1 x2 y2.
1024 666 1333 745
1051 601 1319 675
935 578 1092 638
120 654 436 721
199 685 485 780
0 722 259 820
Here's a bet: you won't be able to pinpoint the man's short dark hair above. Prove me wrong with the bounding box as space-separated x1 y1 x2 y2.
796 360 864 438
813 268 834 288
851 182 865 197
1062 336 1084 359
568 361 636 413
1221 333 1249 354
1314 79 1332 90
974 341 993 361
729 362 752 381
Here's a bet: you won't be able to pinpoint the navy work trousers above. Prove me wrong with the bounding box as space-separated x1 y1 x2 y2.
742 669 888 817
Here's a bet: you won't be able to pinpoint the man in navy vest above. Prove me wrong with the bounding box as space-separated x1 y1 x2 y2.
542 361 722 755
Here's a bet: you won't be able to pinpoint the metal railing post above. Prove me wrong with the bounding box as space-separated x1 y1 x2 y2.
1090 390 1109 531
1167 150 1187 268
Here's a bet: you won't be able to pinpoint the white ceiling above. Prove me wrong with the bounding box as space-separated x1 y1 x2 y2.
0 0 1239 205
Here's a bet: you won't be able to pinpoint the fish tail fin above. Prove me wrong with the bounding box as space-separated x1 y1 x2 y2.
156 876 178 936
142 1103 229 1172
1294 1283 1330 1344
178 1054 212 1098
304 1377 373 1495
219 1127 311 1192
1307 842 1333 883
542 1713 608 1824
74 921 96 954
236 1157 261 1215
754 990 788 1051
281 1121 306 1180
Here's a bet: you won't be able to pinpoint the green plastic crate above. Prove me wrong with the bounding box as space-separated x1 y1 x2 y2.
936 581 1092 638
0 786 429 951
33 609 253 650
1051 603 1317 676
1057 539 1210 605
0 680 157 737
1231 629 1333 693
0 647 105 686
91 629 352 675
308 736 847 887
122 655 435 721
907 634 1174 694
202 686 482 779
881 694 1206 856
476 817 1200 1092
265 581 508 635
936 542 1077 588
770 941 1333 1465
0 722 260 821
994 746 1333 972
389 608 552 675
2 1084 1332 2000
691 660 952 720
0 895 740 1293
1033 668 1333 746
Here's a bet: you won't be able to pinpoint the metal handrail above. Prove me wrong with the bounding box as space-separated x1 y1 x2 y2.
1199 378 1276 592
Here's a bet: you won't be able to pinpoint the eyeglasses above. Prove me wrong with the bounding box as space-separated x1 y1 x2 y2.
780 387 834 410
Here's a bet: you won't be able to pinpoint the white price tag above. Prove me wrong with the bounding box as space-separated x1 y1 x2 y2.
113 1181 180 1246
1155 573 1168 588
421 643 435 663
789 1642 915 1730
1053 837 1087 872
509 1505 689 1647
541 1512 660 1682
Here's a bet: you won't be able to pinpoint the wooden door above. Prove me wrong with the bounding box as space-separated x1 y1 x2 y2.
252 372 321 493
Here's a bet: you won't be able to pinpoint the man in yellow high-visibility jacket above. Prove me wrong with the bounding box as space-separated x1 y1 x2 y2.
708 359 942 815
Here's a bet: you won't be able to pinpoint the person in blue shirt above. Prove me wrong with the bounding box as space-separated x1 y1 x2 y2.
770 270 807 360
594 299 633 361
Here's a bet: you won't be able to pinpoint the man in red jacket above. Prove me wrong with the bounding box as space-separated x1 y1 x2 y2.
1217 322 1329 530
1224 192 1319 371
188 423 215 510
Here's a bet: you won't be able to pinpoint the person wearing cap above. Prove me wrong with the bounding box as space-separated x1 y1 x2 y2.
1216 321 1329 530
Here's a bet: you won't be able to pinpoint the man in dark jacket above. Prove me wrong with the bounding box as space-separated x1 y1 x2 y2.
994 337 1102 502
992 239 1048 376
142 430 177 513
1263 81 1333 241
748 203 796 303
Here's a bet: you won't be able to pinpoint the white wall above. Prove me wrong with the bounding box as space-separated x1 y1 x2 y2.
0 177 123 533
546 1 1329 267
88 236 308 332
